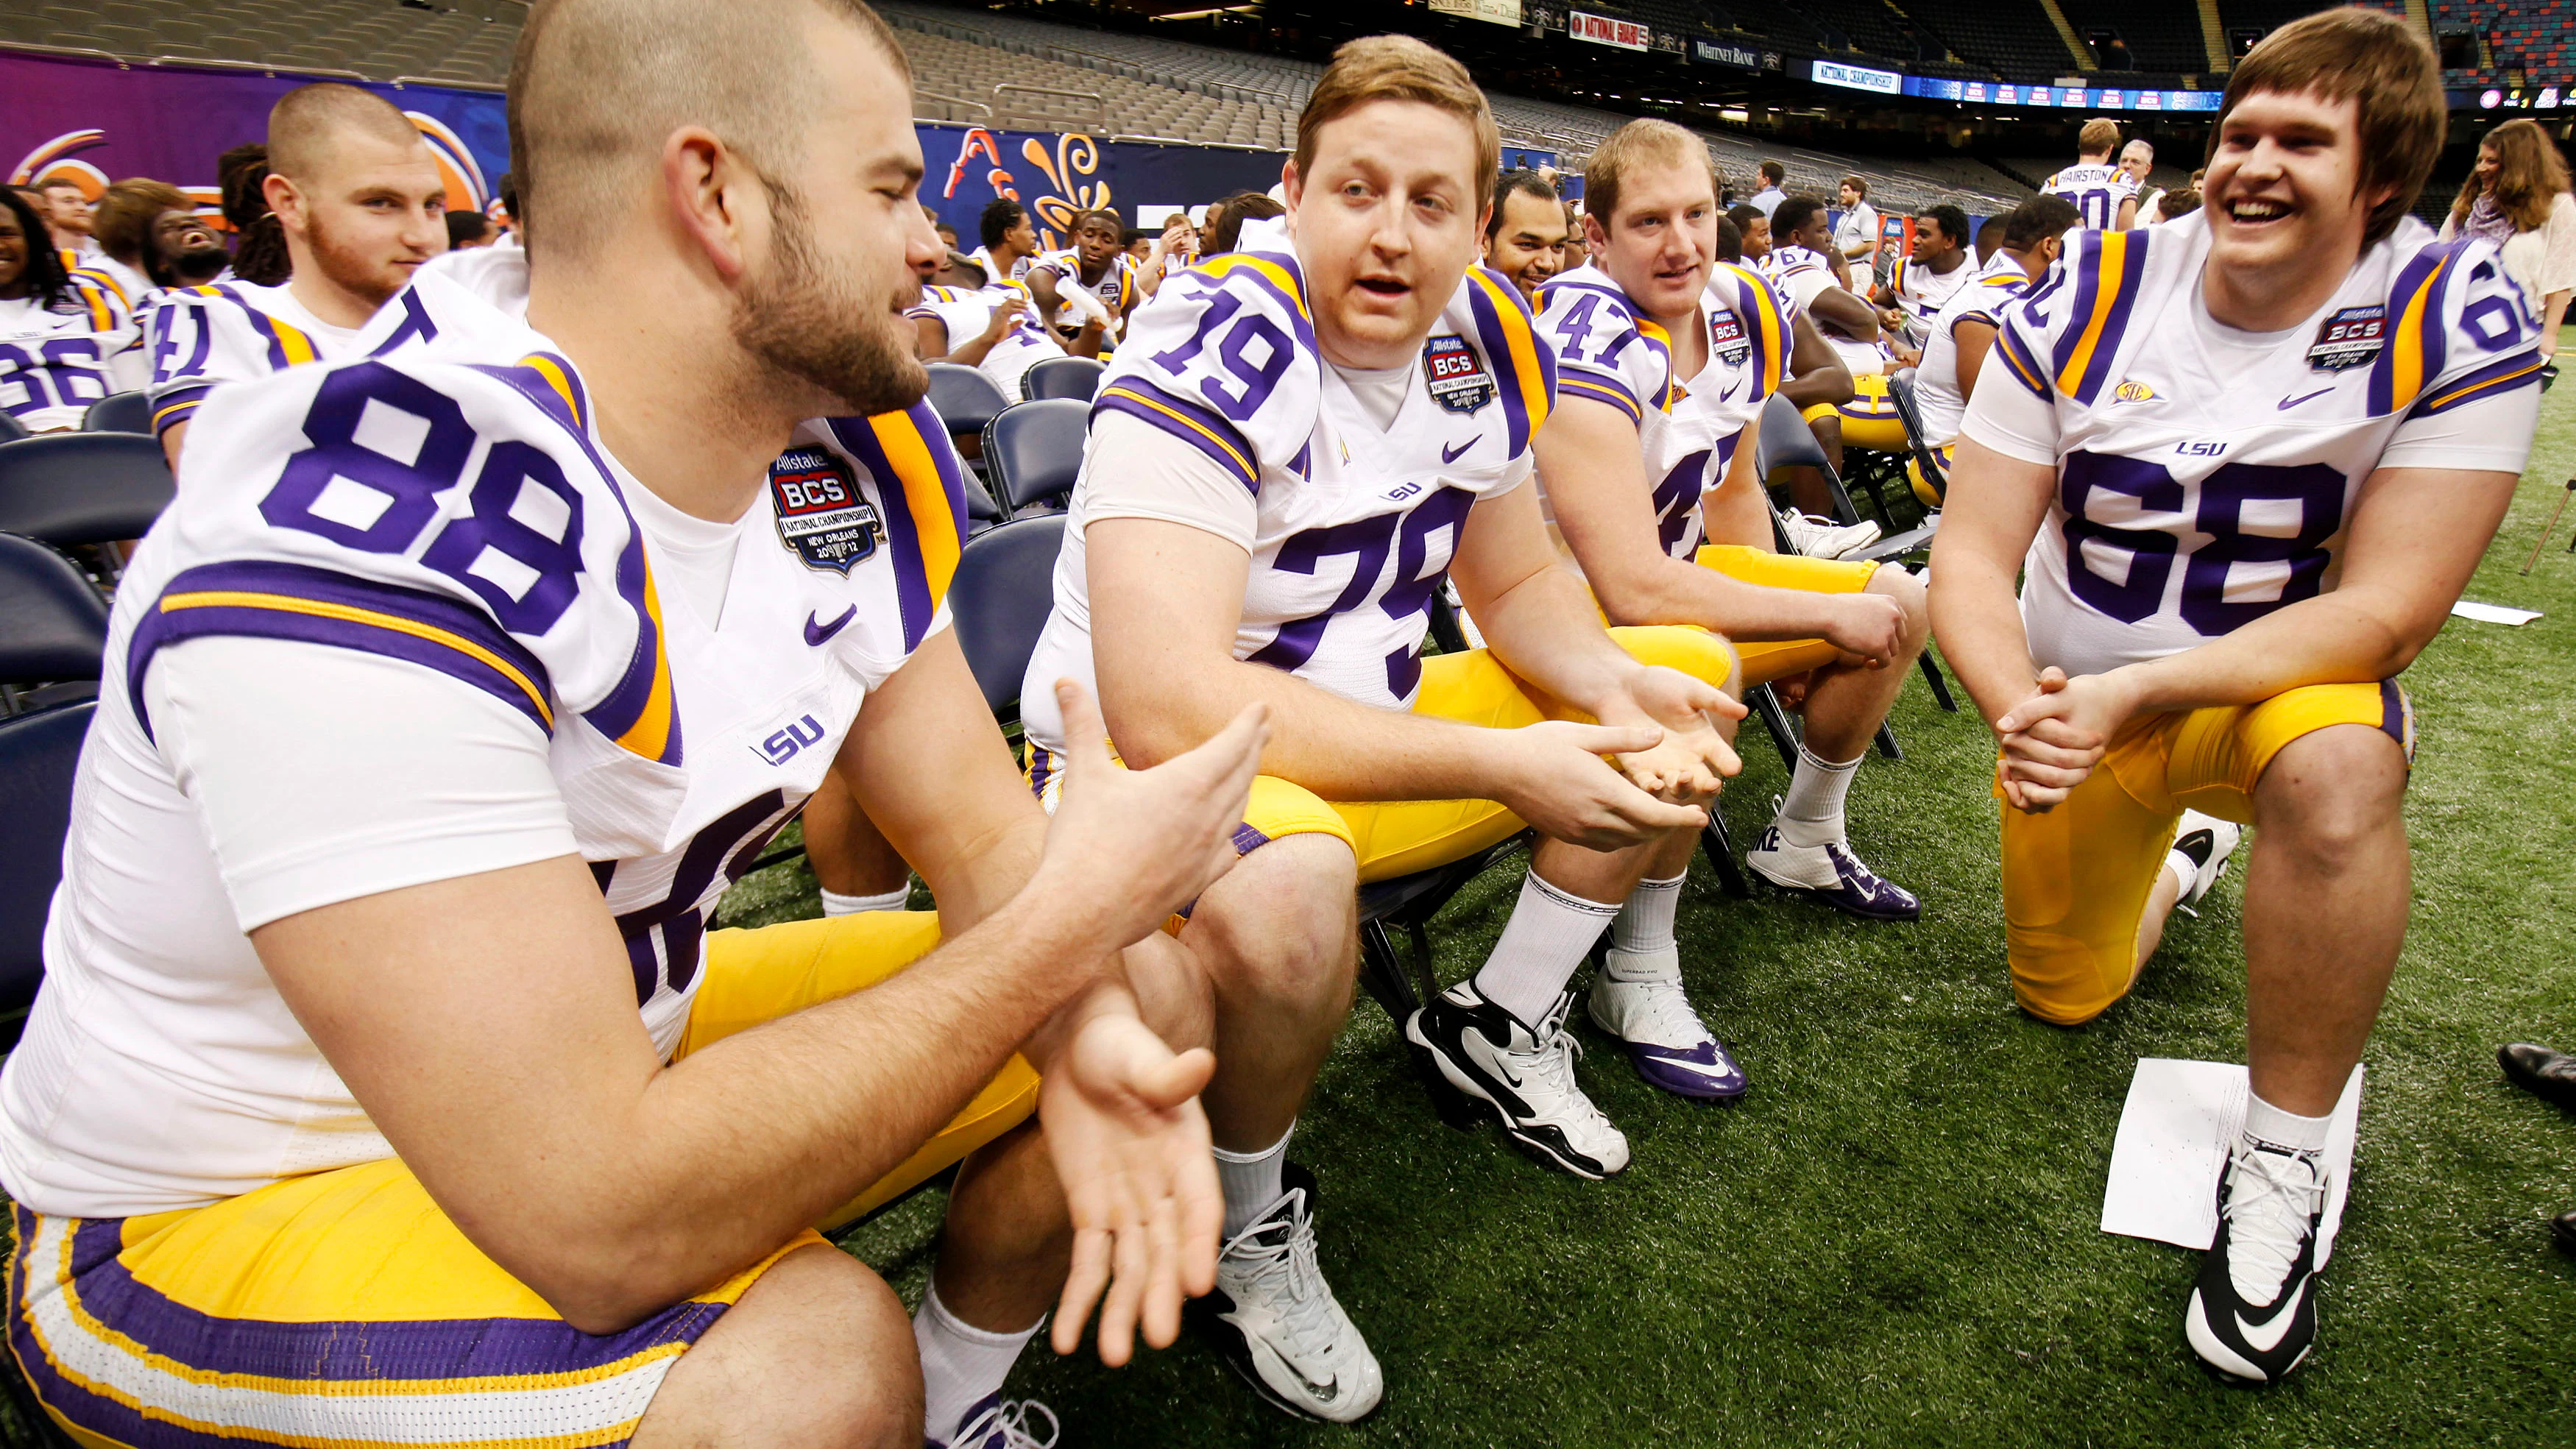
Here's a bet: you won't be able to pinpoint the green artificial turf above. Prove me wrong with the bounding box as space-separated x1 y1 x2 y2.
10 390 2576 1448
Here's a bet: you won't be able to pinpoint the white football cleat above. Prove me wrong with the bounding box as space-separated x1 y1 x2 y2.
1777 507 1882 560
2170 810 2246 916
1406 982 1630 1179
1198 1167 1384 1423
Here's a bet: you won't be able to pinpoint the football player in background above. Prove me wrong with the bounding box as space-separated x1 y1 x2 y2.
1483 166 1569 304
1724 201 1772 263
1931 7 2543 1384
1872 203 1972 356
35 176 98 266
1025 207 1129 352
90 179 230 303
1903 194 2073 512
969 196 1041 285
2043 116 2143 230
0 186 146 432
146 82 447 464
1021 34 1741 1420
909 272 1067 399
0 2 1266 1446
1523 119 1927 1115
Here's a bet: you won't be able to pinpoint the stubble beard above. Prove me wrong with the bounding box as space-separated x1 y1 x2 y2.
732 185 926 419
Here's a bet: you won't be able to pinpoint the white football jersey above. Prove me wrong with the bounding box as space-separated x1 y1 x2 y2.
1021 247 1557 751
1027 248 1134 333
908 280 1065 399
144 280 361 436
1914 249 2035 447
0 278 143 432
1886 250 1976 347
1763 244 1886 376
0 256 974 1217
1966 213 2544 680
1538 260 1796 558
2042 162 2142 231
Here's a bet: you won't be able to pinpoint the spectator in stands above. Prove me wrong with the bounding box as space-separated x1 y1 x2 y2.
217 142 291 286
1726 201 1772 262
972 196 1040 284
2042 117 2140 229
445 209 495 251
2121 138 2163 226
150 85 447 462
1483 167 1567 302
1873 203 1972 358
1749 157 1788 219
1 184 147 432
34 177 98 266
1832 175 1881 273
1974 211 2008 263
2444 117 2576 355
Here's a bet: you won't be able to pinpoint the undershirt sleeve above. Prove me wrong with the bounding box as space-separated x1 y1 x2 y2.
1078 410 1261 553
1956 366 2060 466
149 636 577 932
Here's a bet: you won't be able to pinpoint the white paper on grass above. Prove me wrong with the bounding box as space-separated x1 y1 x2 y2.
2451 600 2543 626
2100 1059 2363 1266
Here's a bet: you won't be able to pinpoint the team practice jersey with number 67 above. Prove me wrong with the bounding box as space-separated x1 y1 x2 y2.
1961 213 2544 681
1019 239 1557 754
0 252 973 1219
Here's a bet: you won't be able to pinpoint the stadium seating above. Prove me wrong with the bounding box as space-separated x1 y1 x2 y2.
2426 0 2576 85
80 392 154 435
2057 0 2215 74
1020 355 1106 403
0 533 110 714
0 433 174 559
0 413 27 444
922 363 1011 524
1900 0 2086 81
0 701 92 1051
980 398 1088 514
946 512 1066 718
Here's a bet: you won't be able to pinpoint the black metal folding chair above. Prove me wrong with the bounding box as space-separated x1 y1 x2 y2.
80 391 155 435
980 399 1089 515
1021 355 1107 403
0 534 110 716
1883 368 1950 509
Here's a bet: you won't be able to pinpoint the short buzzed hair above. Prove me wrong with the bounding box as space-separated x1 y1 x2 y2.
267 82 422 183
2004 194 2080 250
1296 35 1498 209
1585 118 1718 230
1486 168 1558 241
506 0 909 259
1772 194 1826 242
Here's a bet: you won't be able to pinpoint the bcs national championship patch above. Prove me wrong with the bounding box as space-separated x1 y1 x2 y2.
2307 305 2387 372
1422 334 1496 415
1708 309 1749 368
769 447 884 575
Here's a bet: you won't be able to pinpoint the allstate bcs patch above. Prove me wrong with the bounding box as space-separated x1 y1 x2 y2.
2307 305 2386 372
770 447 883 575
1422 334 1495 415
1708 309 1750 368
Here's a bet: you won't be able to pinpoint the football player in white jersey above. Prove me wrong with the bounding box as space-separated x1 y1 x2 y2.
1931 9 2544 1384
1020 36 1740 1419
145 82 448 464
1484 167 1571 304
1025 208 1130 350
968 196 1041 287
908 275 1068 398
1907 194 2076 497
0 188 146 432
2043 116 2144 231
1872 203 1973 355
0 4 1270 1446
1507 119 1927 1118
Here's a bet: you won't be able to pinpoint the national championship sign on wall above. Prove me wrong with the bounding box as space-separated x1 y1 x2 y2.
0 51 1286 252
1567 10 1650 52
1431 0 1525 28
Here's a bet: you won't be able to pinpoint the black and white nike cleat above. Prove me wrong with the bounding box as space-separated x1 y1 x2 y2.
1194 1165 1384 1423
1404 982 1629 1179
2184 1137 2328 1383
2169 809 2245 918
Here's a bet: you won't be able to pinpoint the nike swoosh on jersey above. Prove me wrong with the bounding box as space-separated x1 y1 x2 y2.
804 606 857 646
2234 1284 2309 1353
1440 439 1475 464
2276 388 2334 410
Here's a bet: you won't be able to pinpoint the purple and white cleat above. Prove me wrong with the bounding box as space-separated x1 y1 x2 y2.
1744 825 1921 922
1585 949 1748 1101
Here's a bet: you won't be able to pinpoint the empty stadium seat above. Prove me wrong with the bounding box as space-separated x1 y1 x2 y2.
0 534 110 709
0 413 27 444
980 399 1089 514
1021 355 1106 403
927 363 1013 440
946 512 1067 717
0 701 93 1051
81 392 155 435
0 433 175 550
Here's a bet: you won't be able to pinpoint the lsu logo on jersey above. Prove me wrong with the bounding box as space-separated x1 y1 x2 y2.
2307 305 2387 372
1708 309 1749 368
755 712 827 765
770 446 883 575
1422 333 1496 415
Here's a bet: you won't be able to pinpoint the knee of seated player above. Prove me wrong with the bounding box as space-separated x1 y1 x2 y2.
1185 832 1359 1009
1863 563 1931 653
2254 723 2409 875
636 1244 918 1449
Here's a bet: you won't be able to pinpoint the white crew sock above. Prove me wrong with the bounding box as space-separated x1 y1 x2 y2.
1471 871 1621 1028
913 1280 1039 1446
2242 1092 2332 1156
1604 874 1686 979
1214 1124 1292 1241
1774 743 1861 849
820 885 911 917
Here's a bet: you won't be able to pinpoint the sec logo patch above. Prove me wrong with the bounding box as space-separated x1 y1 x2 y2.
770 447 883 575
1422 334 1496 415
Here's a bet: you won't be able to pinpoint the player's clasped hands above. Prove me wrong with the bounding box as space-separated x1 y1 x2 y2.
1992 665 2137 813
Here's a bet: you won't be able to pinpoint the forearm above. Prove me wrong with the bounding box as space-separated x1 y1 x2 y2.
1473 561 1656 720
1596 552 1842 642
2112 592 2425 716
946 327 1007 366
1107 650 1501 801
1925 534 2039 728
